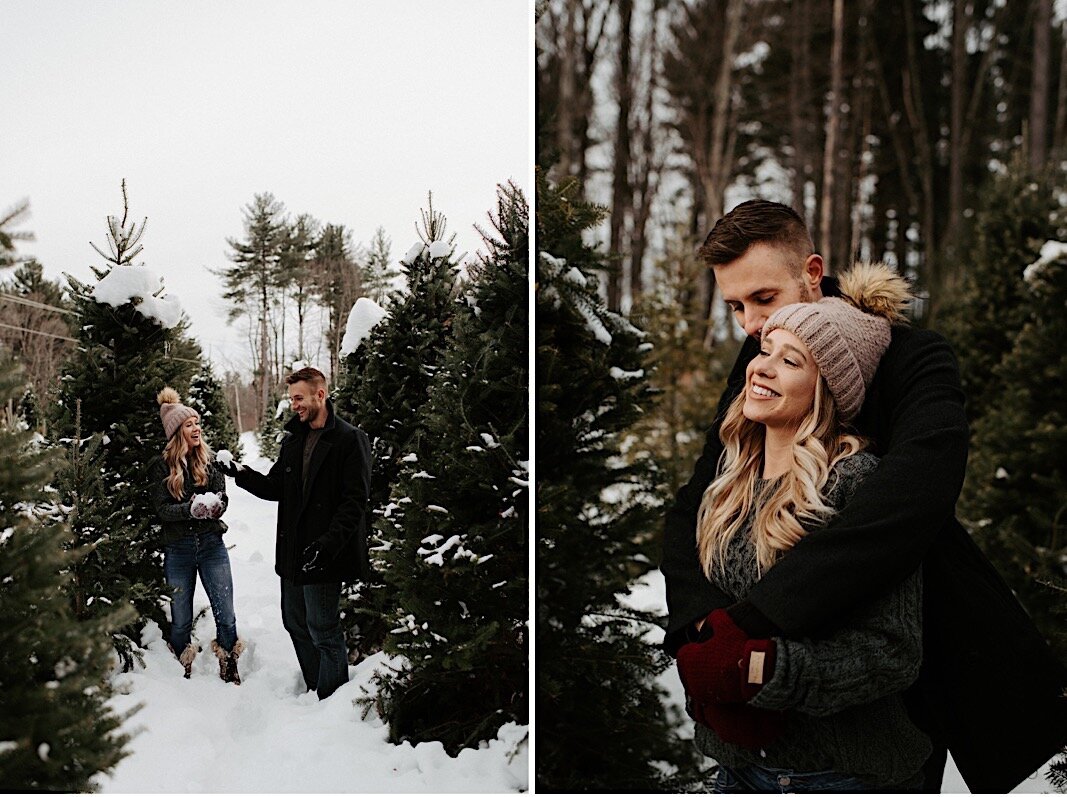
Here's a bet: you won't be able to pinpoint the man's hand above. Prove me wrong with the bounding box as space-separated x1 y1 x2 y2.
301 541 328 577
676 608 777 704
215 459 243 477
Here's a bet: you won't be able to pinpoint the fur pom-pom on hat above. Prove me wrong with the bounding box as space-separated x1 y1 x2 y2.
157 386 199 439
762 262 913 423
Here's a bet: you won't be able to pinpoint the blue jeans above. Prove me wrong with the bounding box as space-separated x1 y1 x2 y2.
163 530 238 653
280 577 349 700
711 763 924 793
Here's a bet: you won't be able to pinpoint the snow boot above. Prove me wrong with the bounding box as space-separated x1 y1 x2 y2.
211 639 244 685
167 642 199 679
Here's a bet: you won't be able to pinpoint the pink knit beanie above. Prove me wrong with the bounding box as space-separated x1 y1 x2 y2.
157 387 199 440
762 262 912 423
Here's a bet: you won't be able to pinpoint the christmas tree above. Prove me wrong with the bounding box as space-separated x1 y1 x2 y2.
0 357 134 791
49 181 199 667
940 159 1066 424
334 194 460 653
187 361 243 459
256 392 290 461
535 170 697 791
367 183 528 754
963 238 1067 664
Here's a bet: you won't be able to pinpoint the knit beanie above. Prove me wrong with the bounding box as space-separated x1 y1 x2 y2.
157 387 199 440
762 262 912 422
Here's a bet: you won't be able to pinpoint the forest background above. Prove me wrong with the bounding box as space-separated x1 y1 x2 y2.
536 0 1067 791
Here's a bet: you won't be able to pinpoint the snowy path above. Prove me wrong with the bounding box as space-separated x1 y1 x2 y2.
622 570 1055 795
97 433 527 793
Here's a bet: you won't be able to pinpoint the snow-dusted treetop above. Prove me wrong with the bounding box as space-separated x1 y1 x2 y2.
401 242 426 265
428 240 451 260
340 297 388 356
91 266 182 329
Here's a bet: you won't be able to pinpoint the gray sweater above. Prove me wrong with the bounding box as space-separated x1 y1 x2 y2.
693 452 932 787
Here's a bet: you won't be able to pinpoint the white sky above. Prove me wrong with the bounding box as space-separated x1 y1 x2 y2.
1 0 530 373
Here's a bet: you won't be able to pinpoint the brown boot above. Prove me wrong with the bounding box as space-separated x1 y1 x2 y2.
211 639 244 685
167 642 198 679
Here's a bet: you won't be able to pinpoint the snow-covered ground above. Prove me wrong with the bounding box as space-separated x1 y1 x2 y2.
97 432 528 793
622 570 1057 795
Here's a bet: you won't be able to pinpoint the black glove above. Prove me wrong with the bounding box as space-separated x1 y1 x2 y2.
301 542 329 577
215 459 241 477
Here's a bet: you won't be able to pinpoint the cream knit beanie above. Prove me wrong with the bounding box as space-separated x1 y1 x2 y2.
762 262 912 423
157 387 199 440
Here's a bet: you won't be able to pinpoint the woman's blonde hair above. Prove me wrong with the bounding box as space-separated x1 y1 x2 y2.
162 422 212 500
696 376 865 578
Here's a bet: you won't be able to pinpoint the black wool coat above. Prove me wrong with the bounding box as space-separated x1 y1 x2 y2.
234 400 372 585
660 282 1067 795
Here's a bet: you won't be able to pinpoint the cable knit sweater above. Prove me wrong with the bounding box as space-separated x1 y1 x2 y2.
693 452 931 787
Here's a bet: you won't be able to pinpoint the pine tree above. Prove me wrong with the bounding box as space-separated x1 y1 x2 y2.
49 181 199 667
0 357 134 791
187 362 243 459
0 198 34 268
367 183 528 753
312 223 363 380
334 196 460 654
535 170 698 792
255 392 290 461
963 238 1067 664
940 159 1067 424
361 225 399 305
217 192 289 421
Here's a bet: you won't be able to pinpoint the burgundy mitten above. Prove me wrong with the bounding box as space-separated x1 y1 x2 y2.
676 609 777 704
699 700 787 750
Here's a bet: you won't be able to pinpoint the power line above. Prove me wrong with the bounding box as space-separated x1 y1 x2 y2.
0 293 80 317
0 322 77 343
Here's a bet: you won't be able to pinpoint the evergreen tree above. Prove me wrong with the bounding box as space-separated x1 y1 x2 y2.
49 182 199 667
187 362 243 459
217 192 288 421
256 392 290 461
367 183 528 753
361 225 399 304
963 238 1067 665
940 159 1067 424
536 170 698 792
334 196 460 654
0 198 34 268
0 358 134 791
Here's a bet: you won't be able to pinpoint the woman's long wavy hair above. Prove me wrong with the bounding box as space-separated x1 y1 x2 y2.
162 425 212 500
696 376 866 578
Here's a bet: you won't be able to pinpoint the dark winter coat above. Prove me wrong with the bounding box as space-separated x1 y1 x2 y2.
660 278 1067 795
234 399 372 585
148 456 229 545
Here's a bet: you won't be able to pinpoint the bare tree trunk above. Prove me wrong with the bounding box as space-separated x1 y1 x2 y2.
607 0 634 312
630 2 662 304
1054 22 1067 159
789 0 813 214
947 0 967 258
819 0 845 266
556 0 579 180
1030 0 1052 170
701 0 743 350
901 0 937 292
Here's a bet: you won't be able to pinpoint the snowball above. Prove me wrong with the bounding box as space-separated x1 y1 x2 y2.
401 242 426 264
215 450 234 466
428 240 451 260
91 266 182 329
340 297 388 356
191 492 223 513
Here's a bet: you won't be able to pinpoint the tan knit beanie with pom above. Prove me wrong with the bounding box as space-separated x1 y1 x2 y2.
762 262 912 423
157 387 199 439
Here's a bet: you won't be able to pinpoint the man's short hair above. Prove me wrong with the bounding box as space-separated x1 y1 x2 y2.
698 200 814 274
286 367 327 392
